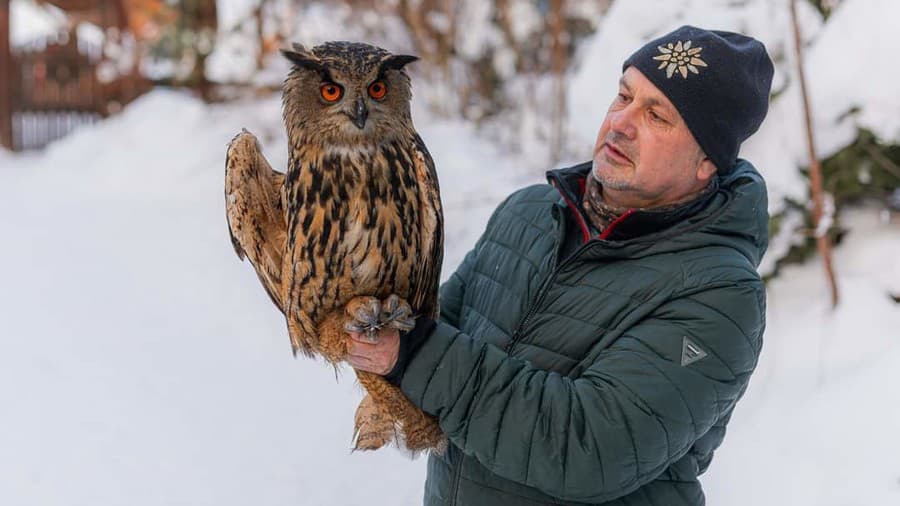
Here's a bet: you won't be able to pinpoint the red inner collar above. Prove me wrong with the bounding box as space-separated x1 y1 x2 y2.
557 175 635 242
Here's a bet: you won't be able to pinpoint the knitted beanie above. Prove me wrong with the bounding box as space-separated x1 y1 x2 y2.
623 25 774 172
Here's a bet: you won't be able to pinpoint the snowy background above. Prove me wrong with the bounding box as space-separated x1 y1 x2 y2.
2 0 899 505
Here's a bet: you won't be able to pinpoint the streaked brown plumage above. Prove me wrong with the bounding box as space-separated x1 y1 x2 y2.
225 41 445 452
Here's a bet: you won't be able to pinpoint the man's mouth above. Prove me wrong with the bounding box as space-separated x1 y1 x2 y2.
603 142 632 164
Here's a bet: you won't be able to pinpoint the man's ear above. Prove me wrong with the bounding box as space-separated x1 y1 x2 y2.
696 157 717 182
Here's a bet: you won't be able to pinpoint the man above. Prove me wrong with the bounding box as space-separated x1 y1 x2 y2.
347 25 774 505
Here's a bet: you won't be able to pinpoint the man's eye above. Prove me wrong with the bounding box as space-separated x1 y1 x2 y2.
617 93 630 102
649 110 665 122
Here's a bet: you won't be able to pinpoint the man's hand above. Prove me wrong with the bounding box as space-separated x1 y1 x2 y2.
346 328 401 375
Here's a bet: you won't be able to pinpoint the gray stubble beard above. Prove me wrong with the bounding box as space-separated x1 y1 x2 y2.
590 156 652 196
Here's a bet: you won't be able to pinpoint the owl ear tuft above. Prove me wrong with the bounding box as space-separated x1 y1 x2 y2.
281 45 328 77
380 54 419 72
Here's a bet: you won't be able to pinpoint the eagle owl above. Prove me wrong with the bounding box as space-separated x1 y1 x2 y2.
224 41 445 452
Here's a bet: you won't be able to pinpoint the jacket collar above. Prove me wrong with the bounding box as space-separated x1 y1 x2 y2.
546 162 718 242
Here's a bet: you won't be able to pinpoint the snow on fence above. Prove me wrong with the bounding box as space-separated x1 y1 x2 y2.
7 30 148 151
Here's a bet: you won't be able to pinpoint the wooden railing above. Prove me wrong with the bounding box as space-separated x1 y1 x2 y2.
8 30 149 151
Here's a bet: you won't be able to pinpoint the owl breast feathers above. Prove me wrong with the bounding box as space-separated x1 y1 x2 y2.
225 41 445 453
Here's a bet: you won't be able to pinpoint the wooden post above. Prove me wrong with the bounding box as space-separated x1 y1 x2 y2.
548 0 567 164
0 0 13 150
791 0 839 307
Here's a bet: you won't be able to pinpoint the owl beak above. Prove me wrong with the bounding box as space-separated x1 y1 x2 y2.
351 97 368 130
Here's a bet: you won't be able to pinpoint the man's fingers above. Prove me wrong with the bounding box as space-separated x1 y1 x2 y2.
345 328 400 375
349 331 379 344
347 354 389 375
347 353 374 369
348 340 378 357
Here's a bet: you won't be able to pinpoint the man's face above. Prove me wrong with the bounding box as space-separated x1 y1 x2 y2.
591 66 716 209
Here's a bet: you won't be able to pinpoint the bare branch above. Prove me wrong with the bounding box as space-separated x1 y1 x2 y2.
791 0 839 307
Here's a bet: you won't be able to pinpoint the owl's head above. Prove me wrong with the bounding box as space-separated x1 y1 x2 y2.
281 41 418 147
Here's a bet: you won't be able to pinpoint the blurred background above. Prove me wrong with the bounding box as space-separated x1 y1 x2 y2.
1 0 898 504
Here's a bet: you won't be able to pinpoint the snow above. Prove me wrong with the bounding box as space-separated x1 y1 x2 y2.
3 0 900 504
705 207 900 505
568 0 825 211
0 89 534 506
569 0 900 212
9 0 66 47
567 0 900 277
454 0 499 60
804 0 900 146
2 80 899 506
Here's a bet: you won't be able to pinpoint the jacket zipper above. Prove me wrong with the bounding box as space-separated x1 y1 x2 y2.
503 273 555 353
504 250 588 354
504 207 576 354
503 200 636 354
449 445 464 505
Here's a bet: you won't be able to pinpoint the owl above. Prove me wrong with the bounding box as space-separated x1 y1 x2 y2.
224 41 445 453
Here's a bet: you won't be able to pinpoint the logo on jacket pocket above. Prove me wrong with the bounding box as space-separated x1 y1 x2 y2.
681 336 708 366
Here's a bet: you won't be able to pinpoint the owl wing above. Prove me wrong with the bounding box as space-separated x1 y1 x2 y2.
410 134 445 320
225 129 288 312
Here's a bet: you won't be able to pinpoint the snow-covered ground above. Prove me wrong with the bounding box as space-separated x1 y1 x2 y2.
0 90 535 506
2 85 899 506
705 207 900 505
4 0 900 503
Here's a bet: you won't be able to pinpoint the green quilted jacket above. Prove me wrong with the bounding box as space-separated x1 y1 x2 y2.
399 160 768 505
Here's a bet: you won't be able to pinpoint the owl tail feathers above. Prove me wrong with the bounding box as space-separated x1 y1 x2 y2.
286 317 318 359
351 371 447 454
350 393 397 452
390 419 447 460
289 338 315 359
397 412 447 457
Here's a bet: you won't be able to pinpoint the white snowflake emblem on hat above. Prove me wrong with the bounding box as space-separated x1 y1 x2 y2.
653 40 708 79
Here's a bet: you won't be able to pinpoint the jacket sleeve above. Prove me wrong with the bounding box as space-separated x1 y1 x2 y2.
399 283 764 503
437 247 476 328
437 191 515 328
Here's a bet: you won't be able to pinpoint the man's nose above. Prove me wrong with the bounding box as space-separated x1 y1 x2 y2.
608 105 638 139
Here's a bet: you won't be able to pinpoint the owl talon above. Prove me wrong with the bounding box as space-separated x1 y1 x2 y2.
355 301 381 327
345 295 416 340
343 321 374 334
345 296 383 340
380 295 415 332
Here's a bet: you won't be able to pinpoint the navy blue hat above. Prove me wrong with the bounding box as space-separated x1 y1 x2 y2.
623 25 774 172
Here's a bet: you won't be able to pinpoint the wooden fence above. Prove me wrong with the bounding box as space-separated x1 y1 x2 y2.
8 31 148 151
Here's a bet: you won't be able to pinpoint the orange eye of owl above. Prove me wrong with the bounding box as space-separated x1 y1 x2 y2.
368 81 387 100
320 83 343 102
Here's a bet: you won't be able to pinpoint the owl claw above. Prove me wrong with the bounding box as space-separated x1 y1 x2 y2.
354 299 381 327
344 296 383 341
343 320 376 335
381 295 415 332
345 295 416 341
